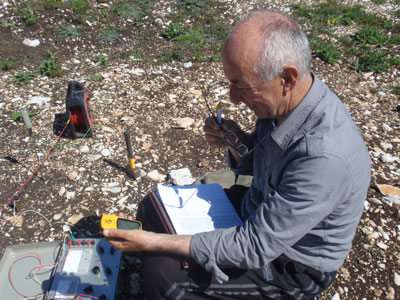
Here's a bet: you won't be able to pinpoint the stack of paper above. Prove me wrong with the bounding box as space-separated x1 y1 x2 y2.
157 183 243 235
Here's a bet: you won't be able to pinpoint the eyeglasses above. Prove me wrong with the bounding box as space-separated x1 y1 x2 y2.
224 130 249 157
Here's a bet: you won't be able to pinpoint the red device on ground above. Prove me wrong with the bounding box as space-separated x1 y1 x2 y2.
65 81 94 139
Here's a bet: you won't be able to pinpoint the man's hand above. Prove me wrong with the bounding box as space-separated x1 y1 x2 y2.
103 227 192 257
203 117 244 148
203 117 246 163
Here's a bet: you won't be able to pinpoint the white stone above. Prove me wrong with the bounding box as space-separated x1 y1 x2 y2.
184 62 192 68
80 145 90 153
169 168 195 186
101 187 122 194
147 170 166 182
130 68 145 76
53 213 62 221
331 293 340 300
66 191 75 200
101 149 111 156
395 272 400 286
89 154 102 161
58 186 66 197
172 117 194 129
27 96 50 106
23 38 40 47
381 154 395 163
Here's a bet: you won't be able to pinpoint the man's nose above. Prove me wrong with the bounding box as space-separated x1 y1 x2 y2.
229 85 243 105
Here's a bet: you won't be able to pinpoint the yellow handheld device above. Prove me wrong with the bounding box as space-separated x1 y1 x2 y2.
101 215 142 230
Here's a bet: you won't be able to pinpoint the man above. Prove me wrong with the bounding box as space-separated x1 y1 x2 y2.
103 10 371 300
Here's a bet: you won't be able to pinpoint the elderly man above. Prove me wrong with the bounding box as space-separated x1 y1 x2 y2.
104 9 371 300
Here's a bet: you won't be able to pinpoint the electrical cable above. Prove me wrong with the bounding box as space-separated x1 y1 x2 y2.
1 120 71 218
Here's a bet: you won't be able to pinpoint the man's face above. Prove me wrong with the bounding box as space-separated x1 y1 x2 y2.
222 53 289 120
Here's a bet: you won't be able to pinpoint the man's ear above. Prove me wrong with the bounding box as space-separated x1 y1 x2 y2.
281 66 299 92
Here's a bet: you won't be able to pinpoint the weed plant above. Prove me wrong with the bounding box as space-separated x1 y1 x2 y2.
44 0 62 10
291 1 400 73
58 25 82 40
99 26 120 43
94 56 108 66
113 0 154 22
1 59 15 71
71 0 89 23
21 3 36 26
12 72 35 84
88 74 103 82
162 23 185 40
0 20 16 29
38 52 60 77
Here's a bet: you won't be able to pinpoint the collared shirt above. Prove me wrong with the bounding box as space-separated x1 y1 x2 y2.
190 74 371 283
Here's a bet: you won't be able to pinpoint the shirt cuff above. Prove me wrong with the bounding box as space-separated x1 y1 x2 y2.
190 232 229 283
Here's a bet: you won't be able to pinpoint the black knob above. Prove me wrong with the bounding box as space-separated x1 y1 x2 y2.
84 286 93 293
92 266 100 275
99 295 106 300
106 267 112 275
110 247 115 255
99 245 104 254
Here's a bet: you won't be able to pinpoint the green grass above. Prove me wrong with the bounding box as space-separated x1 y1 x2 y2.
291 0 399 73
112 0 154 21
38 51 60 77
88 74 103 81
0 19 16 29
43 0 62 10
353 26 389 47
12 72 35 84
99 26 120 43
1 59 16 71
93 55 108 66
58 25 82 40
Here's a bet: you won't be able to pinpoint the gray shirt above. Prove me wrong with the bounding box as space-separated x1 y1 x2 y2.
190 75 371 283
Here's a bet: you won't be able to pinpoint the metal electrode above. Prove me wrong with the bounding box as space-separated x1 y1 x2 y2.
21 109 32 136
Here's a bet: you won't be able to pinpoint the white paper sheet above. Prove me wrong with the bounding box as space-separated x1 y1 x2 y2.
157 183 243 234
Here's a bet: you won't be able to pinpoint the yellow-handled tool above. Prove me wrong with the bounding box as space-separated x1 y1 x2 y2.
124 130 141 179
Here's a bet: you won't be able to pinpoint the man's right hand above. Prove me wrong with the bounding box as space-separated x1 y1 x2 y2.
203 117 243 149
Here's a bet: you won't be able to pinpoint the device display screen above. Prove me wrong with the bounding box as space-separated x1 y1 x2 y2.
117 219 141 230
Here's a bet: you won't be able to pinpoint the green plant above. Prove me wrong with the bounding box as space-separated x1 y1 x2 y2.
395 9 400 18
353 26 389 47
88 74 103 81
44 0 62 10
0 19 16 29
1 59 15 70
309 36 341 63
12 72 35 84
58 25 82 40
178 24 207 50
99 26 120 43
72 0 89 16
162 22 185 40
25 17 36 26
93 55 108 66
113 0 154 21
351 50 389 73
371 0 386 3
38 52 60 77
369 88 378 94
11 111 35 121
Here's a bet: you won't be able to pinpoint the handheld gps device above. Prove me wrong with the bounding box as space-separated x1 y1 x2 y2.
101 215 142 230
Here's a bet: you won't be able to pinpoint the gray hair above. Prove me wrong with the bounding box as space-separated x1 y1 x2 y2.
230 10 311 82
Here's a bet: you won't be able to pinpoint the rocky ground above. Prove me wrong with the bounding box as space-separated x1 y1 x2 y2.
0 0 399 299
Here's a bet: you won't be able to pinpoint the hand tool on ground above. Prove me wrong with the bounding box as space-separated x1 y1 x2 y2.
124 131 141 179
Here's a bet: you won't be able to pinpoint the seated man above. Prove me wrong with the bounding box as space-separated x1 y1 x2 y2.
103 9 371 300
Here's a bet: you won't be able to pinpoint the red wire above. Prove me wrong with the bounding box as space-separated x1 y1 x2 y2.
8 243 98 299
8 252 42 298
1 120 70 216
